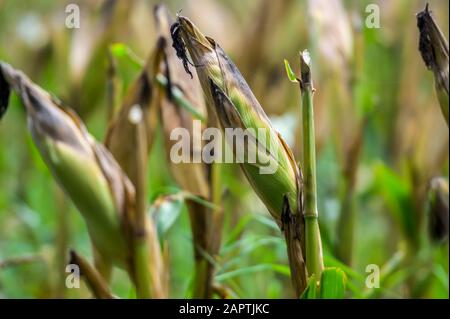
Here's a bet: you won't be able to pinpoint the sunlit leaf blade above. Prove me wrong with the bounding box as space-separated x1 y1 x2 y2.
110 42 145 69
215 264 290 282
300 274 318 299
284 59 299 83
319 268 346 299
300 268 346 299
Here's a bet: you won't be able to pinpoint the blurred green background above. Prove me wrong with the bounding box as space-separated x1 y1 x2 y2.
0 0 448 298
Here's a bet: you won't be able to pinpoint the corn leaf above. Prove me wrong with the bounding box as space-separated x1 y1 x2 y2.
284 59 299 83
319 268 346 299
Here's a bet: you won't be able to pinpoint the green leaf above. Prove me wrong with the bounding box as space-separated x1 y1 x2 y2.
224 214 253 246
319 268 346 299
284 59 299 83
150 195 185 239
155 74 206 123
181 191 218 210
301 268 347 299
373 162 416 243
300 274 318 299
323 253 365 282
253 214 280 232
215 264 290 282
110 43 144 69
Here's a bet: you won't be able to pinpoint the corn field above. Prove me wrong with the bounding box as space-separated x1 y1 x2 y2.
0 0 448 300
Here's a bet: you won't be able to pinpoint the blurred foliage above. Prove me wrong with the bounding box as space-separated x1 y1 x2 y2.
0 0 448 298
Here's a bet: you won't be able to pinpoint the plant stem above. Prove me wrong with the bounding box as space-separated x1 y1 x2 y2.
69 250 113 299
54 186 69 298
131 111 153 299
133 236 152 298
335 121 364 265
335 181 355 265
187 199 213 298
191 143 224 298
300 51 324 277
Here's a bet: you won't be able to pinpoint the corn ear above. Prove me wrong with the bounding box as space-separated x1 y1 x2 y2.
172 16 307 294
0 61 132 270
174 16 299 223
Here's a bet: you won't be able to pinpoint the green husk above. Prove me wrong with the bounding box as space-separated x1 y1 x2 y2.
175 16 299 222
0 61 132 269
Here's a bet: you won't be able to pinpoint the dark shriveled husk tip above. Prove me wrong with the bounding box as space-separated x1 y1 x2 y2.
280 195 291 231
416 3 448 72
0 64 11 120
170 20 193 79
417 4 434 69
68 250 84 276
138 71 152 105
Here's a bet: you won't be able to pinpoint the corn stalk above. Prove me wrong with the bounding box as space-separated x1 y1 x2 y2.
298 52 324 277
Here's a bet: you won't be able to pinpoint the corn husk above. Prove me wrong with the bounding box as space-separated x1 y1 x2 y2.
173 16 299 223
0 61 133 270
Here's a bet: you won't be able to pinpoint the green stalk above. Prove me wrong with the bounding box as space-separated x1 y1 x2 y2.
134 237 152 298
131 113 152 299
69 250 114 299
54 187 70 298
335 182 355 265
300 52 324 277
193 259 210 298
191 125 224 299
